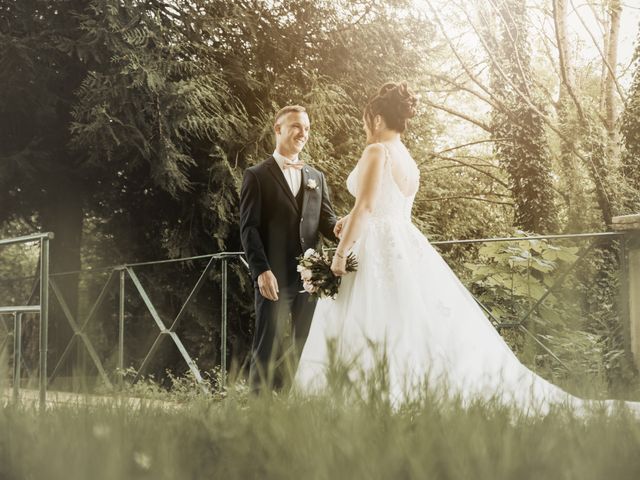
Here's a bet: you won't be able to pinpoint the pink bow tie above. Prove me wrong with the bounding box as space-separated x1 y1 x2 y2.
283 160 304 170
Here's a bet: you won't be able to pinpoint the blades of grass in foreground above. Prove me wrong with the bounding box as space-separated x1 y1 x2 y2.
2 355 640 480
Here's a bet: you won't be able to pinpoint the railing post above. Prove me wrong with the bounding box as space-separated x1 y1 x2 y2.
118 267 125 388
221 257 228 388
39 235 50 411
12 313 21 403
612 214 640 370
618 235 632 366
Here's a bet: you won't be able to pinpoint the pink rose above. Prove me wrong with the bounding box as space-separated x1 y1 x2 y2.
303 281 317 294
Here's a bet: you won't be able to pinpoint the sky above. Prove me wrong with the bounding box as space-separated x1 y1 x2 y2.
416 0 640 85
570 1 639 84
617 2 639 64
413 0 640 153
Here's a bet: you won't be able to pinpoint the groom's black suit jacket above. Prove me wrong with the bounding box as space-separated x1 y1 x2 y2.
240 156 338 288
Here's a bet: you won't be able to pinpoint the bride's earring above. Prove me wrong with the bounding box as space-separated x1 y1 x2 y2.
372 115 383 142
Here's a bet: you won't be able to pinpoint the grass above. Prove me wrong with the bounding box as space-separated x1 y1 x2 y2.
4 360 640 480
4 387 640 480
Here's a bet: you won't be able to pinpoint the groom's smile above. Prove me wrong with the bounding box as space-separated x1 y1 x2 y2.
274 110 310 158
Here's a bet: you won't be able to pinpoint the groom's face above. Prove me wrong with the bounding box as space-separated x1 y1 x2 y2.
275 112 310 157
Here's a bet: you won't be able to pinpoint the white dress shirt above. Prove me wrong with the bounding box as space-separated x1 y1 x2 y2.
273 150 302 197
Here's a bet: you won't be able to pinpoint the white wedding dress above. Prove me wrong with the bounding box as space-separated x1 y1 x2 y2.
294 143 640 415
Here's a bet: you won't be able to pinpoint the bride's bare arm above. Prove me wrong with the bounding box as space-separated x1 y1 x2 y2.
331 143 386 275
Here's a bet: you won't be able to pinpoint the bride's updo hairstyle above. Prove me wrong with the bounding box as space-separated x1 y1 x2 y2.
364 82 418 133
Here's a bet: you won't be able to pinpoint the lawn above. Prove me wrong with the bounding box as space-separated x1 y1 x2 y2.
3 370 640 480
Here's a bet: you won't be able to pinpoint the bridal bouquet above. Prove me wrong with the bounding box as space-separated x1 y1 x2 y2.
297 248 358 299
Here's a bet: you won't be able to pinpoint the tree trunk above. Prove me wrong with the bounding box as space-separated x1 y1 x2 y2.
490 0 558 234
553 0 580 230
39 176 84 376
604 0 621 162
553 0 592 230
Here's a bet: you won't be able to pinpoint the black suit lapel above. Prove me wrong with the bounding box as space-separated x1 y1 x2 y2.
267 157 299 213
301 167 311 214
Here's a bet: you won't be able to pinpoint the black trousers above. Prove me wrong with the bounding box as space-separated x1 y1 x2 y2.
248 283 317 392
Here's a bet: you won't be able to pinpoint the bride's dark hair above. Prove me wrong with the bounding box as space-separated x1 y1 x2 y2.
364 82 418 133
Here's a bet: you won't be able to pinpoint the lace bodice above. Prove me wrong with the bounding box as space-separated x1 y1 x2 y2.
346 144 419 222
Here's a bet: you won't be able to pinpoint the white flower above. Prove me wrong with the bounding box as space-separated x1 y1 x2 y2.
303 248 315 258
300 268 312 281
133 451 152 471
303 281 317 294
306 178 318 190
296 264 305 272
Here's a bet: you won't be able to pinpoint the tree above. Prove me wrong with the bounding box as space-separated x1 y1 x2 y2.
0 0 91 358
489 0 558 234
424 0 637 230
0 0 252 373
621 21 640 212
2 0 437 377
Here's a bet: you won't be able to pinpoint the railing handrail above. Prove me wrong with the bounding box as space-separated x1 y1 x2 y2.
0 252 248 280
0 306 41 314
0 231 629 281
122 251 245 269
430 231 624 246
0 232 54 247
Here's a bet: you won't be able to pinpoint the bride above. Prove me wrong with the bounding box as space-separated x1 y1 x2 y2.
294 81 638 415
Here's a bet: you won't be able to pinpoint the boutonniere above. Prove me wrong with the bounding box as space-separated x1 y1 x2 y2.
306 178 318 190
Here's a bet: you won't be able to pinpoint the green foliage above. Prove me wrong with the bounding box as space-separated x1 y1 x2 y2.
0 221 40 308
464 235 575 340
465 234 577 316
621 22 640 212
489 0 557 234
464 234 633 387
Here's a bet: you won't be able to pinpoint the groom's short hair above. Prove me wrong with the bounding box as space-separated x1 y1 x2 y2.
274 105 307 126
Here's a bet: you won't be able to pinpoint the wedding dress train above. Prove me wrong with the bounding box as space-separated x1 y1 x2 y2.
294 144 640 415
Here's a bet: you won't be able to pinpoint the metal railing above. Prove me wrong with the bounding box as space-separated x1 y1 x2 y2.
0 233 246 404
0 229 633 404
40 252 247 393
0 232 52 410
431 231 629 373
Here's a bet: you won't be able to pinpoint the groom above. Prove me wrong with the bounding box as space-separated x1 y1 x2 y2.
240 105 338 392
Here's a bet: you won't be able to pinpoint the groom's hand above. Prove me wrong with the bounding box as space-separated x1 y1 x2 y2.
333 215 349 239
258 270 279 301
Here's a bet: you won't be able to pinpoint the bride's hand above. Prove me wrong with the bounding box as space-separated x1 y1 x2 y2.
331 252 348 276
